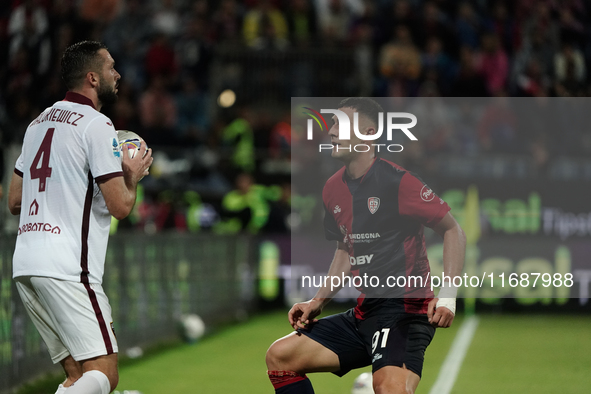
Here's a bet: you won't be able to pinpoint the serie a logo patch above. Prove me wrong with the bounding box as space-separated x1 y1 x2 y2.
111 137 120 157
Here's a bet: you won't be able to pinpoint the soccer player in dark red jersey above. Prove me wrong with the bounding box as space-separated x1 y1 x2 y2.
266 98 466 394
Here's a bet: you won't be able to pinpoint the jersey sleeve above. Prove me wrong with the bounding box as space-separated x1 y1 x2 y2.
323 203 342 241
14 152 24 177
83 117 123 182
398 172 450 227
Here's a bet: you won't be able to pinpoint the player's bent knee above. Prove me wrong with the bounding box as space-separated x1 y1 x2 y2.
373 374 410 394
266 335 309 372
373 381 410 394
266 338 292 370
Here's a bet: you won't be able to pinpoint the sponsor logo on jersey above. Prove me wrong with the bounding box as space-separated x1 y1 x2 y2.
29 200 39 216
368 197 380 214
18 222 61 235
372 353 383 363
348 233 380 240
334 205 341 214
420 185 435 202
112 137 120 157
350 254 374 265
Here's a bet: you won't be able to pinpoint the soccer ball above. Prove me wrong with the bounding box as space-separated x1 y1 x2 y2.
351 372 374 394
117 130 146 159
179 314 206 342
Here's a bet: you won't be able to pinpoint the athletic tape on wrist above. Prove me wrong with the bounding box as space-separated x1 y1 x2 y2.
436 282 457 315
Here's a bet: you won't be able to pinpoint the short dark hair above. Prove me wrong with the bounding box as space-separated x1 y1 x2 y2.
61 41 108 89
337 97 384 129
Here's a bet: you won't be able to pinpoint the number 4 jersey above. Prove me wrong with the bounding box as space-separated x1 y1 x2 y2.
12 92 123 284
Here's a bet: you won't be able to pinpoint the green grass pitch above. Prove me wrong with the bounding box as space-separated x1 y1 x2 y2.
114 312 591 394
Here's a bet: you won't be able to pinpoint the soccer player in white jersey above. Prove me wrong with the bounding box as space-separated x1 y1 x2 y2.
7 41 152 394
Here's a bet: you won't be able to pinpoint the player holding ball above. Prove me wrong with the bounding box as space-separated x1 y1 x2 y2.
8 41 152 394
266 98 465 394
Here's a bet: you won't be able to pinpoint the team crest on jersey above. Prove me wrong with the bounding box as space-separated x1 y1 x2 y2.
368 197 380 214
111 137 120 157
420 185 435 202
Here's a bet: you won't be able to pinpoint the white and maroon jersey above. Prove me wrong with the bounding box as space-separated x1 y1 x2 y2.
12 92 123 284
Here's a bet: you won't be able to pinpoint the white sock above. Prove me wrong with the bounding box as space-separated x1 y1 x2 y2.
64 370 111 394
54 384 67 394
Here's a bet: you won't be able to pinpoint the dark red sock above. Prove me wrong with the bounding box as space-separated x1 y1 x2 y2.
268 370 315 394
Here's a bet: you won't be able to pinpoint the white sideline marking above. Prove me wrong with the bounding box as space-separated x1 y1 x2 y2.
428 316 479 394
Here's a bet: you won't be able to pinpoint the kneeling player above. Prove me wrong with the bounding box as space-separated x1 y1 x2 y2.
266 98 465 393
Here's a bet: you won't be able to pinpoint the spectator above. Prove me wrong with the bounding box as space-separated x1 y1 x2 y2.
3 94 35 145
375 0 419 47
352 22 374 96
218 173 281 234
8 13 51 79
379 25 422 96
222 106 256 173
522 2 559 54
422 36 457 94
209 0 243 45
138 76 178 145
78 0 121 39
452 46 488 97
515 58 548 97
487 1 519 55
47 1 77 69
111 80 141 132
6 47 34 97
474 33 509 95
511 26 555 94
152 0 182 38
554 43 586 96
243 0 289 49
285 0 317 47
175 76 210 144
416 1 457 56
176 17 212 89
102 0 152 90
557 9 586 49
144 33 178 82
269 111 291 160
8 0 48 38
316 0 360 46
182 0 210 25
455 2 481 50
8 0 51 79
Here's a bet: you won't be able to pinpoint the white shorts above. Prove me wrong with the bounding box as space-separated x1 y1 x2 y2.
15 276 118 364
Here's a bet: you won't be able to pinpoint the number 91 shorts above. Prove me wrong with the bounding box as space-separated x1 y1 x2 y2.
299 308 435 377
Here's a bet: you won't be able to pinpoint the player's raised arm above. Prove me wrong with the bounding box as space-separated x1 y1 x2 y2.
8 171 23 215
289 241 350 331
98 141 152 220
429 212 466 328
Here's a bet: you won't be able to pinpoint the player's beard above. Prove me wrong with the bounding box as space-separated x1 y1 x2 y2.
97 77 118 107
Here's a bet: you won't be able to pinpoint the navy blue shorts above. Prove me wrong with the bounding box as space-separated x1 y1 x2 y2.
299 308 435 377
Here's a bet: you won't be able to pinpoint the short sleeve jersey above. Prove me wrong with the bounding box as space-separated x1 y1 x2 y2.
322 158 450 317
12 92 123 284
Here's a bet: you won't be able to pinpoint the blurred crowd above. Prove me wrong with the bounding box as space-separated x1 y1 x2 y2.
1 0 591 233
